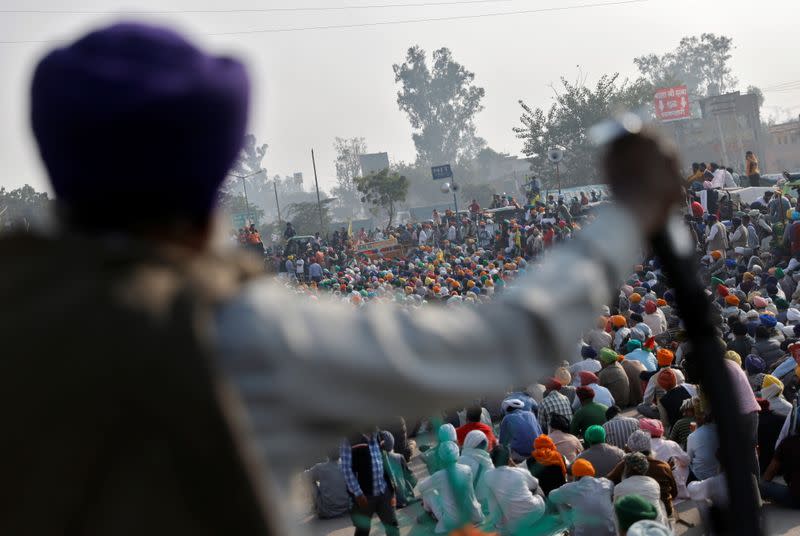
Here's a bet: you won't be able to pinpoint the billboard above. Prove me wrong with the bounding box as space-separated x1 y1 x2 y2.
654 85 690 121
359 152 390 175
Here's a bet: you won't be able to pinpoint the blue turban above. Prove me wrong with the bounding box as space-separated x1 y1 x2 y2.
745 354 766 375
31 22 250 227
581 346 598 359
725 259 737 268
760 314 778 328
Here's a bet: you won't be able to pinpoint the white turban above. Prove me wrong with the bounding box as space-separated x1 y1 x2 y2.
627 520 674 536
501 398 524 413
787 308 800 323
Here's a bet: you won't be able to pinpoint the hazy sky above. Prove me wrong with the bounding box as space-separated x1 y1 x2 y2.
1 0 799 195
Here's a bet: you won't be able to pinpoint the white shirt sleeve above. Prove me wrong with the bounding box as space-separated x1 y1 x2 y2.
214 207 643 473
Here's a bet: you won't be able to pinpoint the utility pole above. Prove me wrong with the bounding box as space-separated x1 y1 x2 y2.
241 174 252 223
229 170 264 225
451 178 459 214
311 149 324 234
273 180 282 223
555 162 561 195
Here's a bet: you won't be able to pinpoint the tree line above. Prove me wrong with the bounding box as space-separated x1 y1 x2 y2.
5 33 754 235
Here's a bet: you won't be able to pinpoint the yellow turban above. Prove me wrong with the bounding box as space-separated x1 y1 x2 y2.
555 366 572 386
762 374 784 392
724 350 742 366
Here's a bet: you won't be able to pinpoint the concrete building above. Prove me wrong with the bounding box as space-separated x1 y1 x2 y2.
660 91 763 174
766 118 800 173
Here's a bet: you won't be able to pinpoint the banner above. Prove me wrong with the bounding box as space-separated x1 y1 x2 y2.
654 85 690 121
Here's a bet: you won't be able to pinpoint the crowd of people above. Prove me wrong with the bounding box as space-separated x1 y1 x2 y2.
268 191 611 309
299 162 800 536
11 19 797 536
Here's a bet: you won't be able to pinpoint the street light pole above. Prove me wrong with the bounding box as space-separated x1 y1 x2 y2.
311 149 324 235
556 162 561 195
229 170 264 224
452 179 459 214
241 174 252 223
273 180 282 223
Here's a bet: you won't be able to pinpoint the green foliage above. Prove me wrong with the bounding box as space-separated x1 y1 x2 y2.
285 198 334 236
0 184 52 229
746 85 765 108
634 33 737 98
514 73 652 187
332 136 367 215
355 169 409 228
393 46 486 166
218 191 265 226
232 133 268 178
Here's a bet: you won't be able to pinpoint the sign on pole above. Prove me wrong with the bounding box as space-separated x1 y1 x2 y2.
654 85 690 121
230 212 248 228
431 164 453 180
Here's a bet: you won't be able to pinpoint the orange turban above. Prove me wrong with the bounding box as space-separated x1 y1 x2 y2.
611 315 627 328
725 295 740 306
531 435 566 477
656 348 674 367
571 459 595 478
657 368 677 391
711 250 723 260
630 293 642 304
657 298 667 307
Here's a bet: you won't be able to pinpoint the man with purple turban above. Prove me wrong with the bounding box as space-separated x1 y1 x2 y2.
0 22 684 535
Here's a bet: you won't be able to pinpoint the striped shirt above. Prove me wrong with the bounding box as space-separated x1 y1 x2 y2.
340 434 387 497
603 415 640 450
538 390 573 433
669 417 694 450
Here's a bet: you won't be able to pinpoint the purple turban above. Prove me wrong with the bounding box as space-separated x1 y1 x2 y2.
745 354 766 375
31 23 250 227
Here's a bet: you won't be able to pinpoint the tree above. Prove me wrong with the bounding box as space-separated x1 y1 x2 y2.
355 168 409 228
232 133 268 178
285 198 334 236
634 33 737 99
746 85 765 108
514 74 652 188
393 46 486 166
332 137 367 214
0 184 52 229
224 133 274 215
217 191 265 226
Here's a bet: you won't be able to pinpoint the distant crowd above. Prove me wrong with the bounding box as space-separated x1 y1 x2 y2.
297 158 800 535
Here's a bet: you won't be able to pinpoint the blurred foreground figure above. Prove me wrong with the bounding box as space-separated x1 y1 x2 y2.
0 23 682 535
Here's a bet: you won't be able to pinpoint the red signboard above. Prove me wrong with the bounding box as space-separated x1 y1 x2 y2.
654 85 690 121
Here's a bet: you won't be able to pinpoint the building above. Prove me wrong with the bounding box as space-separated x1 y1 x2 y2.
660 91 763 173
766 118 800 173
